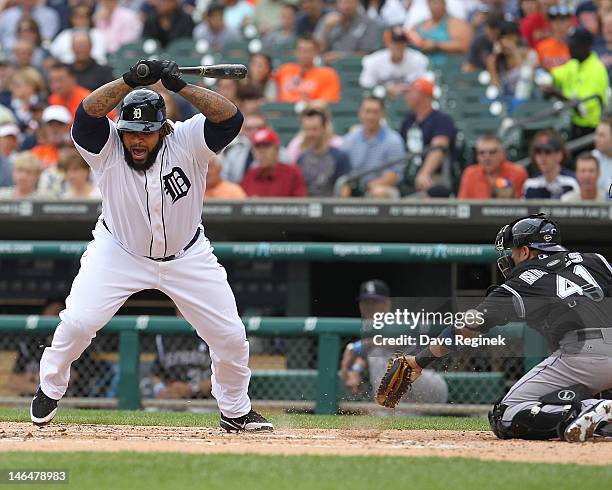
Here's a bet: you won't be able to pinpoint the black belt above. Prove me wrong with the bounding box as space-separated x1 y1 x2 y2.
101 219 200 262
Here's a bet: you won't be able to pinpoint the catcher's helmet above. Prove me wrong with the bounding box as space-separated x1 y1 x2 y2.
117 88 166 133
495 214 567 277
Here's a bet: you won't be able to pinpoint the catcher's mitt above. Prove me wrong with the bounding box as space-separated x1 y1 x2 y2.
376 353 420 408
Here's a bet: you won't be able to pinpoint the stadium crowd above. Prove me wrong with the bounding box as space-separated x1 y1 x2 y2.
0 0 610 201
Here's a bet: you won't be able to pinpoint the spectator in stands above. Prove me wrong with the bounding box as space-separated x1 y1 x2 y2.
0 0 60 53
547 26 609 139
561 152 606 201
520 0 556 48
222 0 255 30
0 55 14 107
400 79 457 194
287 100 343 161
576 0 599 35
222 112 267 182
241 53 277 101
0 150 42 199
403 0 472 29
13 15 50 71
47 62 91 119
94 0 143 54
593 118 612 197
263 3 298 51
50 3 108 65
254 0 289 34
462 10 504 72
241 128 307 197
0 124 19 187
458 134 528 199
32 105 73 170
594 12 612 80
193 3 242 52
142 0 195 48
11 38 41 71
487 20 539 99
406 0 473 67
60 148 101 200
361 0 409 26
340 279 448 402
205 155 247 199
536 5 573 71
274 35 341 102
295 0 329 36
315 0 383 63
9 67 46 138
518 0 539 20
297 108 350 196
523 130 579 199
70 31 114 91
216 78 239 105
359 25 429 94
341 96 405 198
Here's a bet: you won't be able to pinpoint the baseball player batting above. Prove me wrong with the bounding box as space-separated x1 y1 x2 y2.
30 59 273 432
377 214 612 442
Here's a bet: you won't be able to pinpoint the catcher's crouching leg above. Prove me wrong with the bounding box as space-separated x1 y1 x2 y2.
488 385 590 440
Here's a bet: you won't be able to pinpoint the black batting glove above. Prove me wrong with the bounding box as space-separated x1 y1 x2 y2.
122 59 164 88
161 60 187 93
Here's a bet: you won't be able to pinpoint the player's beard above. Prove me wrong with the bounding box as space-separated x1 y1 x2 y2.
120 136 164 172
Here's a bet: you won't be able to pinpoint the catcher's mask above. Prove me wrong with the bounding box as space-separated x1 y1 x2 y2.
494 213 567 278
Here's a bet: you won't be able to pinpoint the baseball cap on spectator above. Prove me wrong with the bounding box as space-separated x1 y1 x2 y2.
534 133 562 152
500 20 520 37
357 279 390 302
42 105 72 125
251 128 280 146
403 78 434 97
0 124 20 138
548 5 572 18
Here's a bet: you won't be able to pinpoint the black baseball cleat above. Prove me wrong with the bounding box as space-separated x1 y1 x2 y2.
30 386 59 426
220 409 274 432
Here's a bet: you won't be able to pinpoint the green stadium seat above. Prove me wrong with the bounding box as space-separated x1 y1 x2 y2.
164 37 200 59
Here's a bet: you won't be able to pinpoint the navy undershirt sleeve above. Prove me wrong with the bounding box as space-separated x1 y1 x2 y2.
72 102 111 154
204 109 244 154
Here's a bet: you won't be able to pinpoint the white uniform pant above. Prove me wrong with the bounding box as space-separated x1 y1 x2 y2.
39 222 251 418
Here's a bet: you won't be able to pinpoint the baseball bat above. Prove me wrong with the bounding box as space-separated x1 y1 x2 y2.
135 63 248 80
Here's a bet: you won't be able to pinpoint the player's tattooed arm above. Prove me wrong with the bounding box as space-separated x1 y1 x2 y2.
82 78 132 118
178 84 237 123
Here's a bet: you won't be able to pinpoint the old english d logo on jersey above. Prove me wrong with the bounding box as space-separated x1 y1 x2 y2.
163 167 191 203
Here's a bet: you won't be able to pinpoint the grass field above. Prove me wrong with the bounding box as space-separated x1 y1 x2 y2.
1 407 611 490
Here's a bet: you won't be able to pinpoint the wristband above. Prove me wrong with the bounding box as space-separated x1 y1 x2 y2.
350 363 365 373
414 347 437 368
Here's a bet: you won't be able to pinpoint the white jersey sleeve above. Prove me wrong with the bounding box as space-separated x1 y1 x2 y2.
172 114 215 172
71 119 123 174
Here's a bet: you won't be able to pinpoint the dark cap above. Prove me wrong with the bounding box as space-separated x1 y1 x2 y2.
358 280 390 302
206 2 224 15
500 20 520 37
534 133 562 152
388 25 407 43
568 25 594 45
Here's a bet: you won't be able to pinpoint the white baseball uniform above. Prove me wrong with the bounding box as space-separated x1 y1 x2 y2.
39 111 251 418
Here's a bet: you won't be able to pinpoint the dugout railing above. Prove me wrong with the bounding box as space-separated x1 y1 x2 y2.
0 316 547 414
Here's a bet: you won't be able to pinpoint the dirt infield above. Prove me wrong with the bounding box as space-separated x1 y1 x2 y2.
1 422 611 464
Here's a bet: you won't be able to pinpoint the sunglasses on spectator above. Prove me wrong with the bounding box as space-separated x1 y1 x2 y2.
534 147 557 155
477 148 499 156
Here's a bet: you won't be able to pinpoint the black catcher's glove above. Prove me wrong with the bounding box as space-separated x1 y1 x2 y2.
161 60 187 93
123 59 164 88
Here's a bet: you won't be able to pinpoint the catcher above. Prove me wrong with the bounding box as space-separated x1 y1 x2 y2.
377 214 612 442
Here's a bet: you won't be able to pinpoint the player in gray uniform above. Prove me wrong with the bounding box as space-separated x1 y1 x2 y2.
401 214 612 442
30 59 273 432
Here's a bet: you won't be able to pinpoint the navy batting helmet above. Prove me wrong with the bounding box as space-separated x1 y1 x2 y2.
117 88 166 132
495 214 567 277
